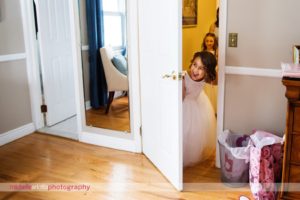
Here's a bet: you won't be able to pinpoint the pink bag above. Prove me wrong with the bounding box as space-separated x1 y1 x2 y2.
249 130 284 200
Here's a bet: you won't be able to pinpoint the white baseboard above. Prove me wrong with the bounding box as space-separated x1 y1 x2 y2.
0 123 35 146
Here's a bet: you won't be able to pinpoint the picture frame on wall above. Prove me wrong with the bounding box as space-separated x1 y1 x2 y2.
182 0 197 27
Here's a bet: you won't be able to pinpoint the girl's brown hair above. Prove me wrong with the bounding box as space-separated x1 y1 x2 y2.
191 51 217 83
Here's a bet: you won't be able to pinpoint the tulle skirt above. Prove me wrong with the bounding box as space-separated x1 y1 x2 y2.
183 91 217 167
204 84 218 114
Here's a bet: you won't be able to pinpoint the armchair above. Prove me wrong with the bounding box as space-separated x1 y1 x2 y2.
100 47 128 114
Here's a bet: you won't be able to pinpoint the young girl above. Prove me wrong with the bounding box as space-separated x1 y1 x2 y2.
201 32 218 60
202 32 218 115
183 51 217 167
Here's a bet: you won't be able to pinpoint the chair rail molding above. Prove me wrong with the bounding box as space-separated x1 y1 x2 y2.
225 66 282 78
0 53 26 62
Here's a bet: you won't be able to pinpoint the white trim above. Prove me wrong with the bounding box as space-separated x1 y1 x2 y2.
0 123 35 146
69 0 84 137
0 53 26 62
84 126 131 139
20 0 44 130
216 0 227 168
80 131 138 152
81 45 89 51
225 66 282 78
74 0 142 152
127 0 142 152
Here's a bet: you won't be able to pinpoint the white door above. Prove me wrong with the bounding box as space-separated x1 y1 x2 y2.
35 0 76 126
138 0 183 190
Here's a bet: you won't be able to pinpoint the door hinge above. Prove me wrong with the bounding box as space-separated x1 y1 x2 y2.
41 104 47 113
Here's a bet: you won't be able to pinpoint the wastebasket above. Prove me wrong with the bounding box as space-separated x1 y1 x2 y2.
218 130 251 187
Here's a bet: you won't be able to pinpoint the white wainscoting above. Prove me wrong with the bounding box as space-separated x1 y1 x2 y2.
0 123 35 146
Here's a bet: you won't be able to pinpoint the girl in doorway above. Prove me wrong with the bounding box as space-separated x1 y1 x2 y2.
201 32 218 60
183 51 217 167
202 32 219 115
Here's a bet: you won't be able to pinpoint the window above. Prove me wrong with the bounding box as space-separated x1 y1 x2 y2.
102 0 126 50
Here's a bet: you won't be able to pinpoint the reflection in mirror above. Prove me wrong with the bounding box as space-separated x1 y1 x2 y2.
79 0 130 133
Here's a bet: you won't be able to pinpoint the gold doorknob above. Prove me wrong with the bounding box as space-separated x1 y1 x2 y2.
162 71 176 80
162 71 186 80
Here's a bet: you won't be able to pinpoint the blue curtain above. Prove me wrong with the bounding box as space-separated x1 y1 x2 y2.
86 0 107 108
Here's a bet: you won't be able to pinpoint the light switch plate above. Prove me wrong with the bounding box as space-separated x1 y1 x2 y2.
229 33 238 47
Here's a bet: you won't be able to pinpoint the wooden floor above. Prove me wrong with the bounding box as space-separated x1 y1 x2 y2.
0 133 254 200
85 96 130 132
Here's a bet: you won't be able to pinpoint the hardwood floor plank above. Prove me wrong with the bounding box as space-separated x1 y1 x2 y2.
0 133 254 199
85 96 130 132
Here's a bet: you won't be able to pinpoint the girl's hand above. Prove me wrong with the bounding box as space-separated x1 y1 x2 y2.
181 70 187 78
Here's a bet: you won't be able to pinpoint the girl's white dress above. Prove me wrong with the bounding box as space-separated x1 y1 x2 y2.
183 73 217 167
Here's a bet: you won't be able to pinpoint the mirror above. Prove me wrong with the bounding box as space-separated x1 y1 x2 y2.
79 0 130 133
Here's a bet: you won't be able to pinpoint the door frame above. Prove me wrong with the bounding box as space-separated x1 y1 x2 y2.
216 0 227 168
20 0 44 130
21 0 142 153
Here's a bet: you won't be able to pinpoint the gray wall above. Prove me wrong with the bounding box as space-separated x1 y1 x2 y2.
0 61 32 133
224 75 286 135
0 0 32 134
79 0 88 45
226 0 300 67
81 51 90 101
79 0 90 102
224 0 300 135
0 0 25 54
0 0 89 135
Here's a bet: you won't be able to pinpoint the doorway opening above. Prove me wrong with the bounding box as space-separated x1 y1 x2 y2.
182 0 220 186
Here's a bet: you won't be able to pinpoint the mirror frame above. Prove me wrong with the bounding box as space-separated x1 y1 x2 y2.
71 0 142 152
79 0 131 134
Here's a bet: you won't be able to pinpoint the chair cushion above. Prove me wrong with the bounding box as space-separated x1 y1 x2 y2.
111 55 128 75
